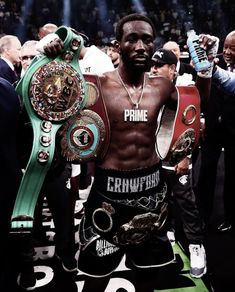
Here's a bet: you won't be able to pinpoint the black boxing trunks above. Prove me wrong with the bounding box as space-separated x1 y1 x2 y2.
78 164 175 277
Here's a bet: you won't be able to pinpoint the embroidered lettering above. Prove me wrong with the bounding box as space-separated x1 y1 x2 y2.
129 178 139 192
107 177 114 192
114 178 122 192
96 239 119 257
124 109 148 122
106 171 160 193
122 178 129 193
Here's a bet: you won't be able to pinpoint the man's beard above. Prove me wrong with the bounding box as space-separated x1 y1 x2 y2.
121 51 150 72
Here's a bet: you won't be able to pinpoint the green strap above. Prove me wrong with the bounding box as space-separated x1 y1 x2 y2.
11 120 60 230
11 26 87 232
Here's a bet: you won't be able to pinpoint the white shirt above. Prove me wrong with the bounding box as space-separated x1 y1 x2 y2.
79 45 114 75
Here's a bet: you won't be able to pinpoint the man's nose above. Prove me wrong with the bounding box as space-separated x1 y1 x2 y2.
136 40 145 50
224 47 231 54
151 68 158 75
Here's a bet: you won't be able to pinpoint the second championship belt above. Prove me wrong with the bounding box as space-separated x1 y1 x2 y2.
11 27 87 232
60 74 110 163
156 85 200 165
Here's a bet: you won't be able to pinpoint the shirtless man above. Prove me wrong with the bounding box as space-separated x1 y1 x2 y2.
41 13 211 277
77 14 178 277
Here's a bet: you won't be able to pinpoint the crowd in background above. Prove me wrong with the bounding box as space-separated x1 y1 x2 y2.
0 0 235 51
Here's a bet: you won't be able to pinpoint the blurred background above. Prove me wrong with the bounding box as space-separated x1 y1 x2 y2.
0 0 234 53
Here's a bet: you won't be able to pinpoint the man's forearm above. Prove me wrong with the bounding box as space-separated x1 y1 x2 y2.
213 66 235 94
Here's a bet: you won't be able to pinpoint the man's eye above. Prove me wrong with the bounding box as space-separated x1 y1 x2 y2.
144 38 153 45
128 38 136 43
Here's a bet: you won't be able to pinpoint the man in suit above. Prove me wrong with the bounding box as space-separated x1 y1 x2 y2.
0 35 21 85
196 31 235 232
0 77 26 289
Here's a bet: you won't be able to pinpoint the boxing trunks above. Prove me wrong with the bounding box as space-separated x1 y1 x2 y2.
78 164 175 277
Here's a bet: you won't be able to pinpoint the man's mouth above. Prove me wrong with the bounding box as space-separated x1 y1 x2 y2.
134 55 147 62
224 55 232 62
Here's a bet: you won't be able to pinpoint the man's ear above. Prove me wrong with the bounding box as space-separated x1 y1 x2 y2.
170 64 176 72
114 41 120 53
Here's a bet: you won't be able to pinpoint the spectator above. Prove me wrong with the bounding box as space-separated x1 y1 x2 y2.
38 23 58 40
0 34 21 84
106 39 120 68
196 31 235 232
163 40 197 85
150 48 206 279
0 77 23 289
20 40 39 77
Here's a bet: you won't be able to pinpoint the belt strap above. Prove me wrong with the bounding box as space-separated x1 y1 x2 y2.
11 26 88 232
156 85 200 165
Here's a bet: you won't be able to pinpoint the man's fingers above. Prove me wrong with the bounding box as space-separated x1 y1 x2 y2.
199 34 219 51
43 39 64 57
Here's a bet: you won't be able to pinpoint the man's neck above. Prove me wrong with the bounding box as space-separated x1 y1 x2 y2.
118 62 145 87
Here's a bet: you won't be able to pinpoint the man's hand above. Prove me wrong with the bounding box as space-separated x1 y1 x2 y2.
36 33 64 57
198 34 219 61
43 38 64 58
174 157 190 175
195 34 219 78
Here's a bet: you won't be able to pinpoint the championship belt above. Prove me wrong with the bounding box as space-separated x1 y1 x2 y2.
156 86 200 165
60 74 110 162
11 26 87 232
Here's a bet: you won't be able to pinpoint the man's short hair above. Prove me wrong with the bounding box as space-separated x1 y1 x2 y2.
0 35 19 54
115 13 156 42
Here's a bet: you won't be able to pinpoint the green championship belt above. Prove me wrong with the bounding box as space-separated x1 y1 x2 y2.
11 26 87 232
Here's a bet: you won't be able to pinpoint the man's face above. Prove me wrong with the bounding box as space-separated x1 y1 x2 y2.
150 63 174 81
163 43 180 61
7 38 21 65
20 46 38 71
106 46 119 63
119 20 154 71
223 32 235 65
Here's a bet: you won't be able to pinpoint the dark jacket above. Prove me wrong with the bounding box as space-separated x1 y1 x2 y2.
0 58 19 85
0 78 22 232
178 61 197 81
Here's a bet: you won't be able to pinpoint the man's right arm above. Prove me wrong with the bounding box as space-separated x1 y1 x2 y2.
36 33 64 57
196 33 235 95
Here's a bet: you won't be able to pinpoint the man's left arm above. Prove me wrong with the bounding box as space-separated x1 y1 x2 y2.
212 66 235 94
190 34 220 102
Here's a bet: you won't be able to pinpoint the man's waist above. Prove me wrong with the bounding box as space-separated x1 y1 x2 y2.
93 164 165 199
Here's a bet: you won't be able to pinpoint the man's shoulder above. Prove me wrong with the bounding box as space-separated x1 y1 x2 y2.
0 77 19 111
179 61 196 79
0 76 15 90
0 58 9 68
148 74 173 85
179 61 192 70
148 74 176 93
